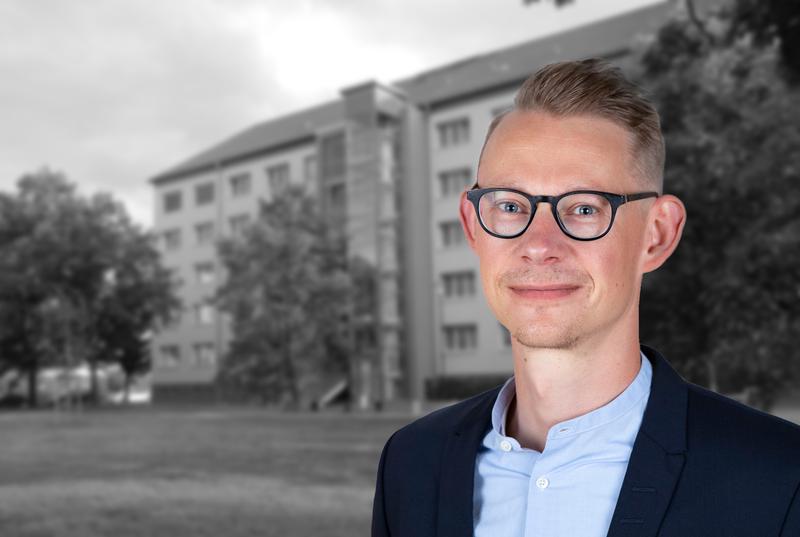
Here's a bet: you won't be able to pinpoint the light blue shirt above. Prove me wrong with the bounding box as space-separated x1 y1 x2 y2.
473 352 652 537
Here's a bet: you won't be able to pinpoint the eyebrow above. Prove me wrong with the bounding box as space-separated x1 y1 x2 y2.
473 181 609 193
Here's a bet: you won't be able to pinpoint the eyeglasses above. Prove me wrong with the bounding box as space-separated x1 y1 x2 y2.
466 186 659 241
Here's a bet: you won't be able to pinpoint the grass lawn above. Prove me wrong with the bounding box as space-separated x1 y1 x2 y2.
0 407 410 537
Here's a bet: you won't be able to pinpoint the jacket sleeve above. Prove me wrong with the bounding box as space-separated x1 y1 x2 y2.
781 481 800 536
371 432 396 537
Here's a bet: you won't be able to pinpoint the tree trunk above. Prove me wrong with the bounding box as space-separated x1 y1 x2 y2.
283 328 300 408
89 358 100 405
26 362 38 408
123 373 131 405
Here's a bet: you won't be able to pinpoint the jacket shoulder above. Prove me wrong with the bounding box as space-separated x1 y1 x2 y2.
395 386 500 442
686 382 800 468
373 387 500 535
384 385 500 466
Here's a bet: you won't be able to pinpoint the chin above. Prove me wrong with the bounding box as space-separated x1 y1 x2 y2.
511 324 581 350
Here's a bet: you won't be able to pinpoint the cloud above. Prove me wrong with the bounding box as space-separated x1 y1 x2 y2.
0 0 662 226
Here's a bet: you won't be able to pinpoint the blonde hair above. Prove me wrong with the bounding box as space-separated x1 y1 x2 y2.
483 58 665 191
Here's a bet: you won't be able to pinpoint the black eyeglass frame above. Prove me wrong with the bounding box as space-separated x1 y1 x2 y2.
466 185 659 241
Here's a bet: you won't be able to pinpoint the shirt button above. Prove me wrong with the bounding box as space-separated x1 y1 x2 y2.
499 439 512 452
536 477 549 489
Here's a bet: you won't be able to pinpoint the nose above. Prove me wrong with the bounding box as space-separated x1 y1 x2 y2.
517 202 567 263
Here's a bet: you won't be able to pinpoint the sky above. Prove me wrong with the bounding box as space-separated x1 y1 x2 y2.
0 0 664 227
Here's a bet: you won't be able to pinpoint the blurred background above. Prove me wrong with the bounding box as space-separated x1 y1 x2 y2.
0 0 798 535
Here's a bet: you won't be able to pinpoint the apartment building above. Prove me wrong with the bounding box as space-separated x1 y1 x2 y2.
149 1 674 404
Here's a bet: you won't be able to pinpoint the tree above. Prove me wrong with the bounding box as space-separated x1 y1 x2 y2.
638 1 800 408
215 186 355 407
0 171 91 405
93 199 181 403
0 169 180 406
725 0 800 81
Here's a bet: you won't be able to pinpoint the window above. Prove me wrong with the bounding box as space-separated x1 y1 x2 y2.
163 229 181 251
304 155 317 186
195 221 214 245
437 118 470 147
500 323 512 347
267 163 290 196
196 182 215 205
195 262 215 284
355 325 376 350
439 168 472 196
163 191 182 213
443 324 477 350
193 342 217 366
159 345 181 368
194 302 214 325
229 214 251 238
442 271 476 297
230 172 252 197
440 221 464 247
327 183 346 211
320 132 346 180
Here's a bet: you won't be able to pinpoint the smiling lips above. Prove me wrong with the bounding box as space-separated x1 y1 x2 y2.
509 284 580 300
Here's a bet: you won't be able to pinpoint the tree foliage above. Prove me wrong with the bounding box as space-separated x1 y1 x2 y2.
215 186 356 407
0 169 180 405
94 219 182 399
638 0 800 408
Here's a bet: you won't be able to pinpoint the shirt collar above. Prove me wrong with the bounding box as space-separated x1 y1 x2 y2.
490 351 652 442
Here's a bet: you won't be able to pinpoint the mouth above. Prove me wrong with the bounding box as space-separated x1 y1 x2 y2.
508 284 580 300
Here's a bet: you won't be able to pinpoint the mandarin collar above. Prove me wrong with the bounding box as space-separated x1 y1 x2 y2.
489 351 652 446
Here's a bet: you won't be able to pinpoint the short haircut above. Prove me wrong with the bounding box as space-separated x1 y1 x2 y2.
480 58 665 192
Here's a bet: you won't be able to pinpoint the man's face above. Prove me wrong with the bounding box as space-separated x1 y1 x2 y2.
460 110 653 350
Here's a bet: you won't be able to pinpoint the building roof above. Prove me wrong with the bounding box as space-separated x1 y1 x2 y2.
395 1 670 107
151 100 344 184
151 1 671 184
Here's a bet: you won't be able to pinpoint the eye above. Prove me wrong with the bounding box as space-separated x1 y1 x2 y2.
573 204 597 216
498 201 522 213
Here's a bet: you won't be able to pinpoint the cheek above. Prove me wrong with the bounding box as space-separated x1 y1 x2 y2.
475 239 506 298
589 240 640 299
477 248 498 294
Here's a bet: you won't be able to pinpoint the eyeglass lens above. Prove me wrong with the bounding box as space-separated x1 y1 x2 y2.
478 190 613 239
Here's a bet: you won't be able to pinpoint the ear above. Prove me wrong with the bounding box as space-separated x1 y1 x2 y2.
641 194 686 274
459 190 478 251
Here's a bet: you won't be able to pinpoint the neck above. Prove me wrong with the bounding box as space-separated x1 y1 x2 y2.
506 325 642 452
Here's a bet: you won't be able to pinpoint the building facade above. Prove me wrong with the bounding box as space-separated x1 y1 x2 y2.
149 2 675 405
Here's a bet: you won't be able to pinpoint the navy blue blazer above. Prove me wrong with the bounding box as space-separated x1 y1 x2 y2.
371 345 800 536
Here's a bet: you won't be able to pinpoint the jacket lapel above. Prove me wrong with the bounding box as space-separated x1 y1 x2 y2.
606 345 689 537
436 388 498 537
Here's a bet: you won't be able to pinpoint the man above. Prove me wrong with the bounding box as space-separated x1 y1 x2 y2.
371 59 800 536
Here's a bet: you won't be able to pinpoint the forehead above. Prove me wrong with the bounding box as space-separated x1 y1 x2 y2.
479 110 637 193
